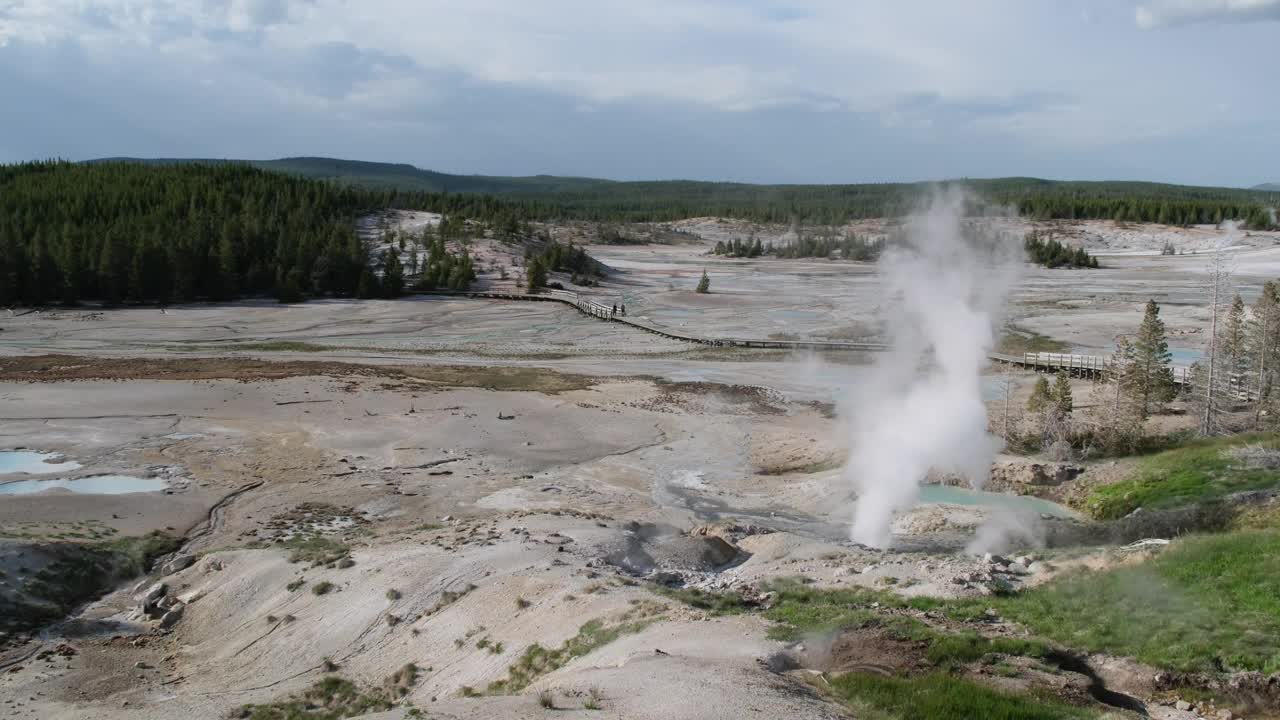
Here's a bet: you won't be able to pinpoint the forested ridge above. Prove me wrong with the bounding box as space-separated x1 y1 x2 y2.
0 161 526 305
3 159 1277 306
92 157 1279 228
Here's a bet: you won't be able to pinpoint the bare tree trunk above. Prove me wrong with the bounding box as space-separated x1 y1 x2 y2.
1003 363 1012 443
1256 303 1270 429
1201 249 1232 436
1203 272 1219 435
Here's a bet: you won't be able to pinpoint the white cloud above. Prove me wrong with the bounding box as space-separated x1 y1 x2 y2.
1 1 1278 183
1136 0 1280 28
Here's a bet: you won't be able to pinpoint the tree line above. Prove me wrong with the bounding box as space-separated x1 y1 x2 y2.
524 240 601 290
0 161 527 305
1023 232 1100 269
711 233 884 261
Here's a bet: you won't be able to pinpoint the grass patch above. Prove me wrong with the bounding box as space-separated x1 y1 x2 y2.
101 530 183 572
486 603 664 694
653 586 753 615
979 529 1280 673
827 672 1099 720
1085 433 1280 520
312 580 336 596
231 341 336 353
283 534 351 566
998 328 1070 356
761 582 1049 670
233 676 394 719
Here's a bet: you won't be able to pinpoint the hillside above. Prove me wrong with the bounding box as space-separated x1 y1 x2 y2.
89 156 1280 228
1255 182 1280 192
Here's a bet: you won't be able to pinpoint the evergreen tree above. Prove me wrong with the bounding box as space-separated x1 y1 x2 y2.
1027 376 1052 412
1126 300 1175 418
1091 337 1145 454
381 250 404 298
1052 371 1073 414
1222 294 1248 387
356 267 378 299
695 269 711 293
1249 281 1280 424
527 258 548 291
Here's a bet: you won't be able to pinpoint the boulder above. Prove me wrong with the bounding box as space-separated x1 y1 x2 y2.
159 605 185 630
160 555 195 576
137 582 167 604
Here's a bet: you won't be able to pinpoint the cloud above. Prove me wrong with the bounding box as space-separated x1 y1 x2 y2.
1136 0 1280 28
0 1 1278 185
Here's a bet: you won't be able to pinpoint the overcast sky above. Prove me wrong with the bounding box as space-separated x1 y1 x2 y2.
2 0 1277 185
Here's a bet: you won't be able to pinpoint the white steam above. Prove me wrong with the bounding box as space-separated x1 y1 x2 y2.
846 190 1021 548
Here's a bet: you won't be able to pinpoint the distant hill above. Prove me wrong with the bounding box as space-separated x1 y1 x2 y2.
85 156 1279 227
1254 182 1280 192
91 156 610 194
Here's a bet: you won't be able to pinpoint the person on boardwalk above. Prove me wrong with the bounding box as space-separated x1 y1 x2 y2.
621 303 626 316
612 304 617 316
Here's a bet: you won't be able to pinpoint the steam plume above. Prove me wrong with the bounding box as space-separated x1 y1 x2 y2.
846 189 1021 548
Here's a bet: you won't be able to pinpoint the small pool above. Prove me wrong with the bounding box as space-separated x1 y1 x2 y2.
0 451 82 475
1168 347 1203 365
0 475 167 495
918 484 1078 519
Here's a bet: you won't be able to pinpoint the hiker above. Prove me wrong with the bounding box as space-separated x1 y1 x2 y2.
621 303 626 316
612 304 617 315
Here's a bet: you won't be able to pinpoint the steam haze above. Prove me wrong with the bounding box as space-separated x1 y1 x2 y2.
846 190 1022 548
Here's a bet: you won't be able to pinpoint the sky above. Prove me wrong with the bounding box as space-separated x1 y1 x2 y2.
1 0 1278 186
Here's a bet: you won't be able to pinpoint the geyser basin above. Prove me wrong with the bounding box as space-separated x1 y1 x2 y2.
918 484 1078 519
0 450 83 475
0 474 167 495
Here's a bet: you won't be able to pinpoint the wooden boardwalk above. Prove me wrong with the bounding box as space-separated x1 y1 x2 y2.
428 288 1194 383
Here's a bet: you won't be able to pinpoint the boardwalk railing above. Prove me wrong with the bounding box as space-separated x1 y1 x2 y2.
434 288 1206 388
1016 351 1192 387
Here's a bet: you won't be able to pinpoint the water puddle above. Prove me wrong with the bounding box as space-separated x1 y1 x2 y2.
0 450 83 475
918 484 1078 519
0 475 167 495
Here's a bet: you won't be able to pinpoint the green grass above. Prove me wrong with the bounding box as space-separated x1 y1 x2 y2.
283 534 351 565
235 677 393 720
827 673 1100 720
653 586 752 615
760 583 1048 670
101 530 183 572
230 341 336 353
998 328 1071 356
978 529 1280 673
486 604 663 694
311 581 336 596
1085 433 1280 519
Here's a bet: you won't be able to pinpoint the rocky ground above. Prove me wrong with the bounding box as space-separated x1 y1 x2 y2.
1 218 1276 719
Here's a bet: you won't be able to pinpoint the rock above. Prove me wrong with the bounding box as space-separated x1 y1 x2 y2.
1015 555 1034 566
159 605 185 629
176 587 206 605
442 515 454 522
160 555 196 576
1175 700 1192 711
1216 710 1233 720
134 661 149 670
138 582 167 604
650 571 683 587
983 553 1008 565
201 558 224 573
1006 562 1029 575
